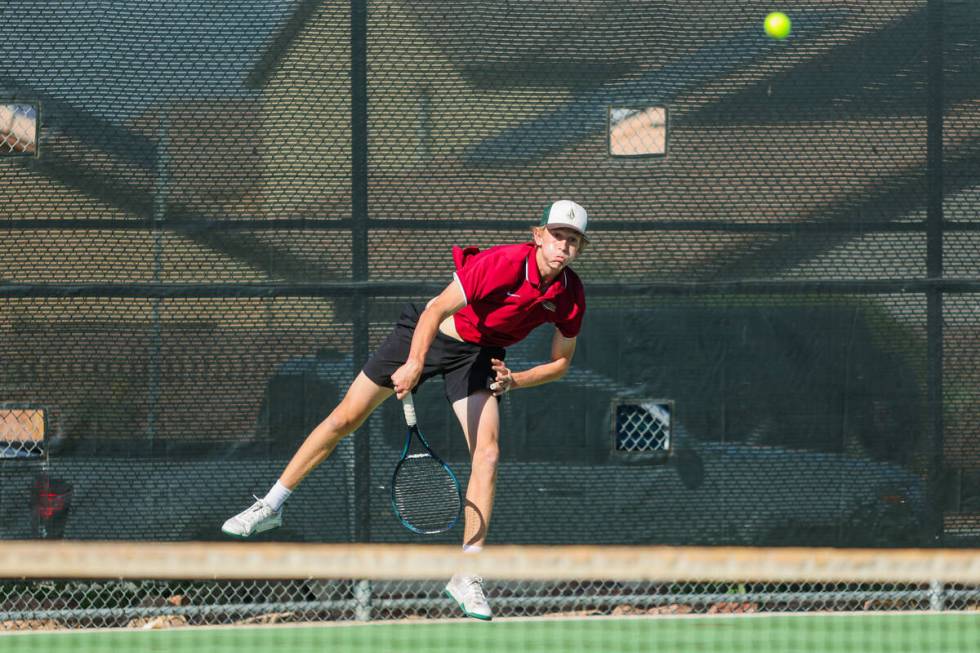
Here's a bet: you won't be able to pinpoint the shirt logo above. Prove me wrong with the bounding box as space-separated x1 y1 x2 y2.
542 301 556 312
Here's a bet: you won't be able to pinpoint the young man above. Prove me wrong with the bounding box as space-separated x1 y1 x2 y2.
222 200 589 620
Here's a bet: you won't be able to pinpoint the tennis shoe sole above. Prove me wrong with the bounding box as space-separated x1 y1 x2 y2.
220 521 280 539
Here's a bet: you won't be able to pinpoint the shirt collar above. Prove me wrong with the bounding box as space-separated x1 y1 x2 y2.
525 244 567 296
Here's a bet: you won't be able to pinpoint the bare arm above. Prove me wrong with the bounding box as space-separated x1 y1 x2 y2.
491 330 577 396
390 280 466 399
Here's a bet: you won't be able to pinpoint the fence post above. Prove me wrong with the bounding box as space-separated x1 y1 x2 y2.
925 0 945 546
351 0 371 543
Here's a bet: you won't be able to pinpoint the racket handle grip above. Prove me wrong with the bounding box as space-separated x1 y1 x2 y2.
402 393 417 426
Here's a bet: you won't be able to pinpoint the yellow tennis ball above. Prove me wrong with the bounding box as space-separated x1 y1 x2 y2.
764 12 792 40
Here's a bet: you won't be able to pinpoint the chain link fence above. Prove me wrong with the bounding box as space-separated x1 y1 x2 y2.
3 577 980 631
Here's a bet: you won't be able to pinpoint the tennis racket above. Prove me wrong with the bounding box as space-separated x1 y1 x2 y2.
390 393 463 535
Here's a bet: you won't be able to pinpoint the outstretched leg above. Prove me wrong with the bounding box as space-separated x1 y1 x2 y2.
279 372 393 487
222 372 393 537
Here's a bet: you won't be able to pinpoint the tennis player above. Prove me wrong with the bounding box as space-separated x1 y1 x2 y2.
222 200 589 621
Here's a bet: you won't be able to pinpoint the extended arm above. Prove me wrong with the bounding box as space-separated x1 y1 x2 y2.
390 280 466 399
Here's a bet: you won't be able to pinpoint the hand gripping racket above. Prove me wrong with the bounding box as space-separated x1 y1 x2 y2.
390 393 463 535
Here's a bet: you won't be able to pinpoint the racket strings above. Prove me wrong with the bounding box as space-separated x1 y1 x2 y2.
392 455 461 533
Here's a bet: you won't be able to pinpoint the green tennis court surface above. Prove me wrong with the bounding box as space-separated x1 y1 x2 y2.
4 613 979 653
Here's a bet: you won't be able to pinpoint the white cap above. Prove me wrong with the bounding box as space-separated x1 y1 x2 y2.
540 200 589 239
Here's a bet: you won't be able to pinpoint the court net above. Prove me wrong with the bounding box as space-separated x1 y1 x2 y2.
1 542 978 652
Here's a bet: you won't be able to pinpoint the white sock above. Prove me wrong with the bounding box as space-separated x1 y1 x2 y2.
462 543 483 554
262 480 292 511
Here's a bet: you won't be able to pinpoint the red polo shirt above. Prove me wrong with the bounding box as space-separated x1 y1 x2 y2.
451 243 586 348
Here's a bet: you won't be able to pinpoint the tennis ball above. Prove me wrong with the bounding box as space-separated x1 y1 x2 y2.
764 12 792 40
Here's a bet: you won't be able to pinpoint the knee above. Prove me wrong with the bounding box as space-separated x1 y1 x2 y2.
321 407 361 440
472 439 500 470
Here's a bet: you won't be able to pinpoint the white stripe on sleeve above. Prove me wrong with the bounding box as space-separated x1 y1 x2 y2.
453 272 469 306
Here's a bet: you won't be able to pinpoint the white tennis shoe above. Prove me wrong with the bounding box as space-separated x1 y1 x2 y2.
221 498 282 538
445 573 493 621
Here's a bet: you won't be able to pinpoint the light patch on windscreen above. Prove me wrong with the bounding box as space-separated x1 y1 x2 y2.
609 106 667 157
1 103 38 155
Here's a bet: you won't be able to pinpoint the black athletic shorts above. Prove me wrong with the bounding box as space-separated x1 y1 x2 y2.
361 303 506 402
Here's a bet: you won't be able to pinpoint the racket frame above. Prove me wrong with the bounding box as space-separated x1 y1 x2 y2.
390 393 463 535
